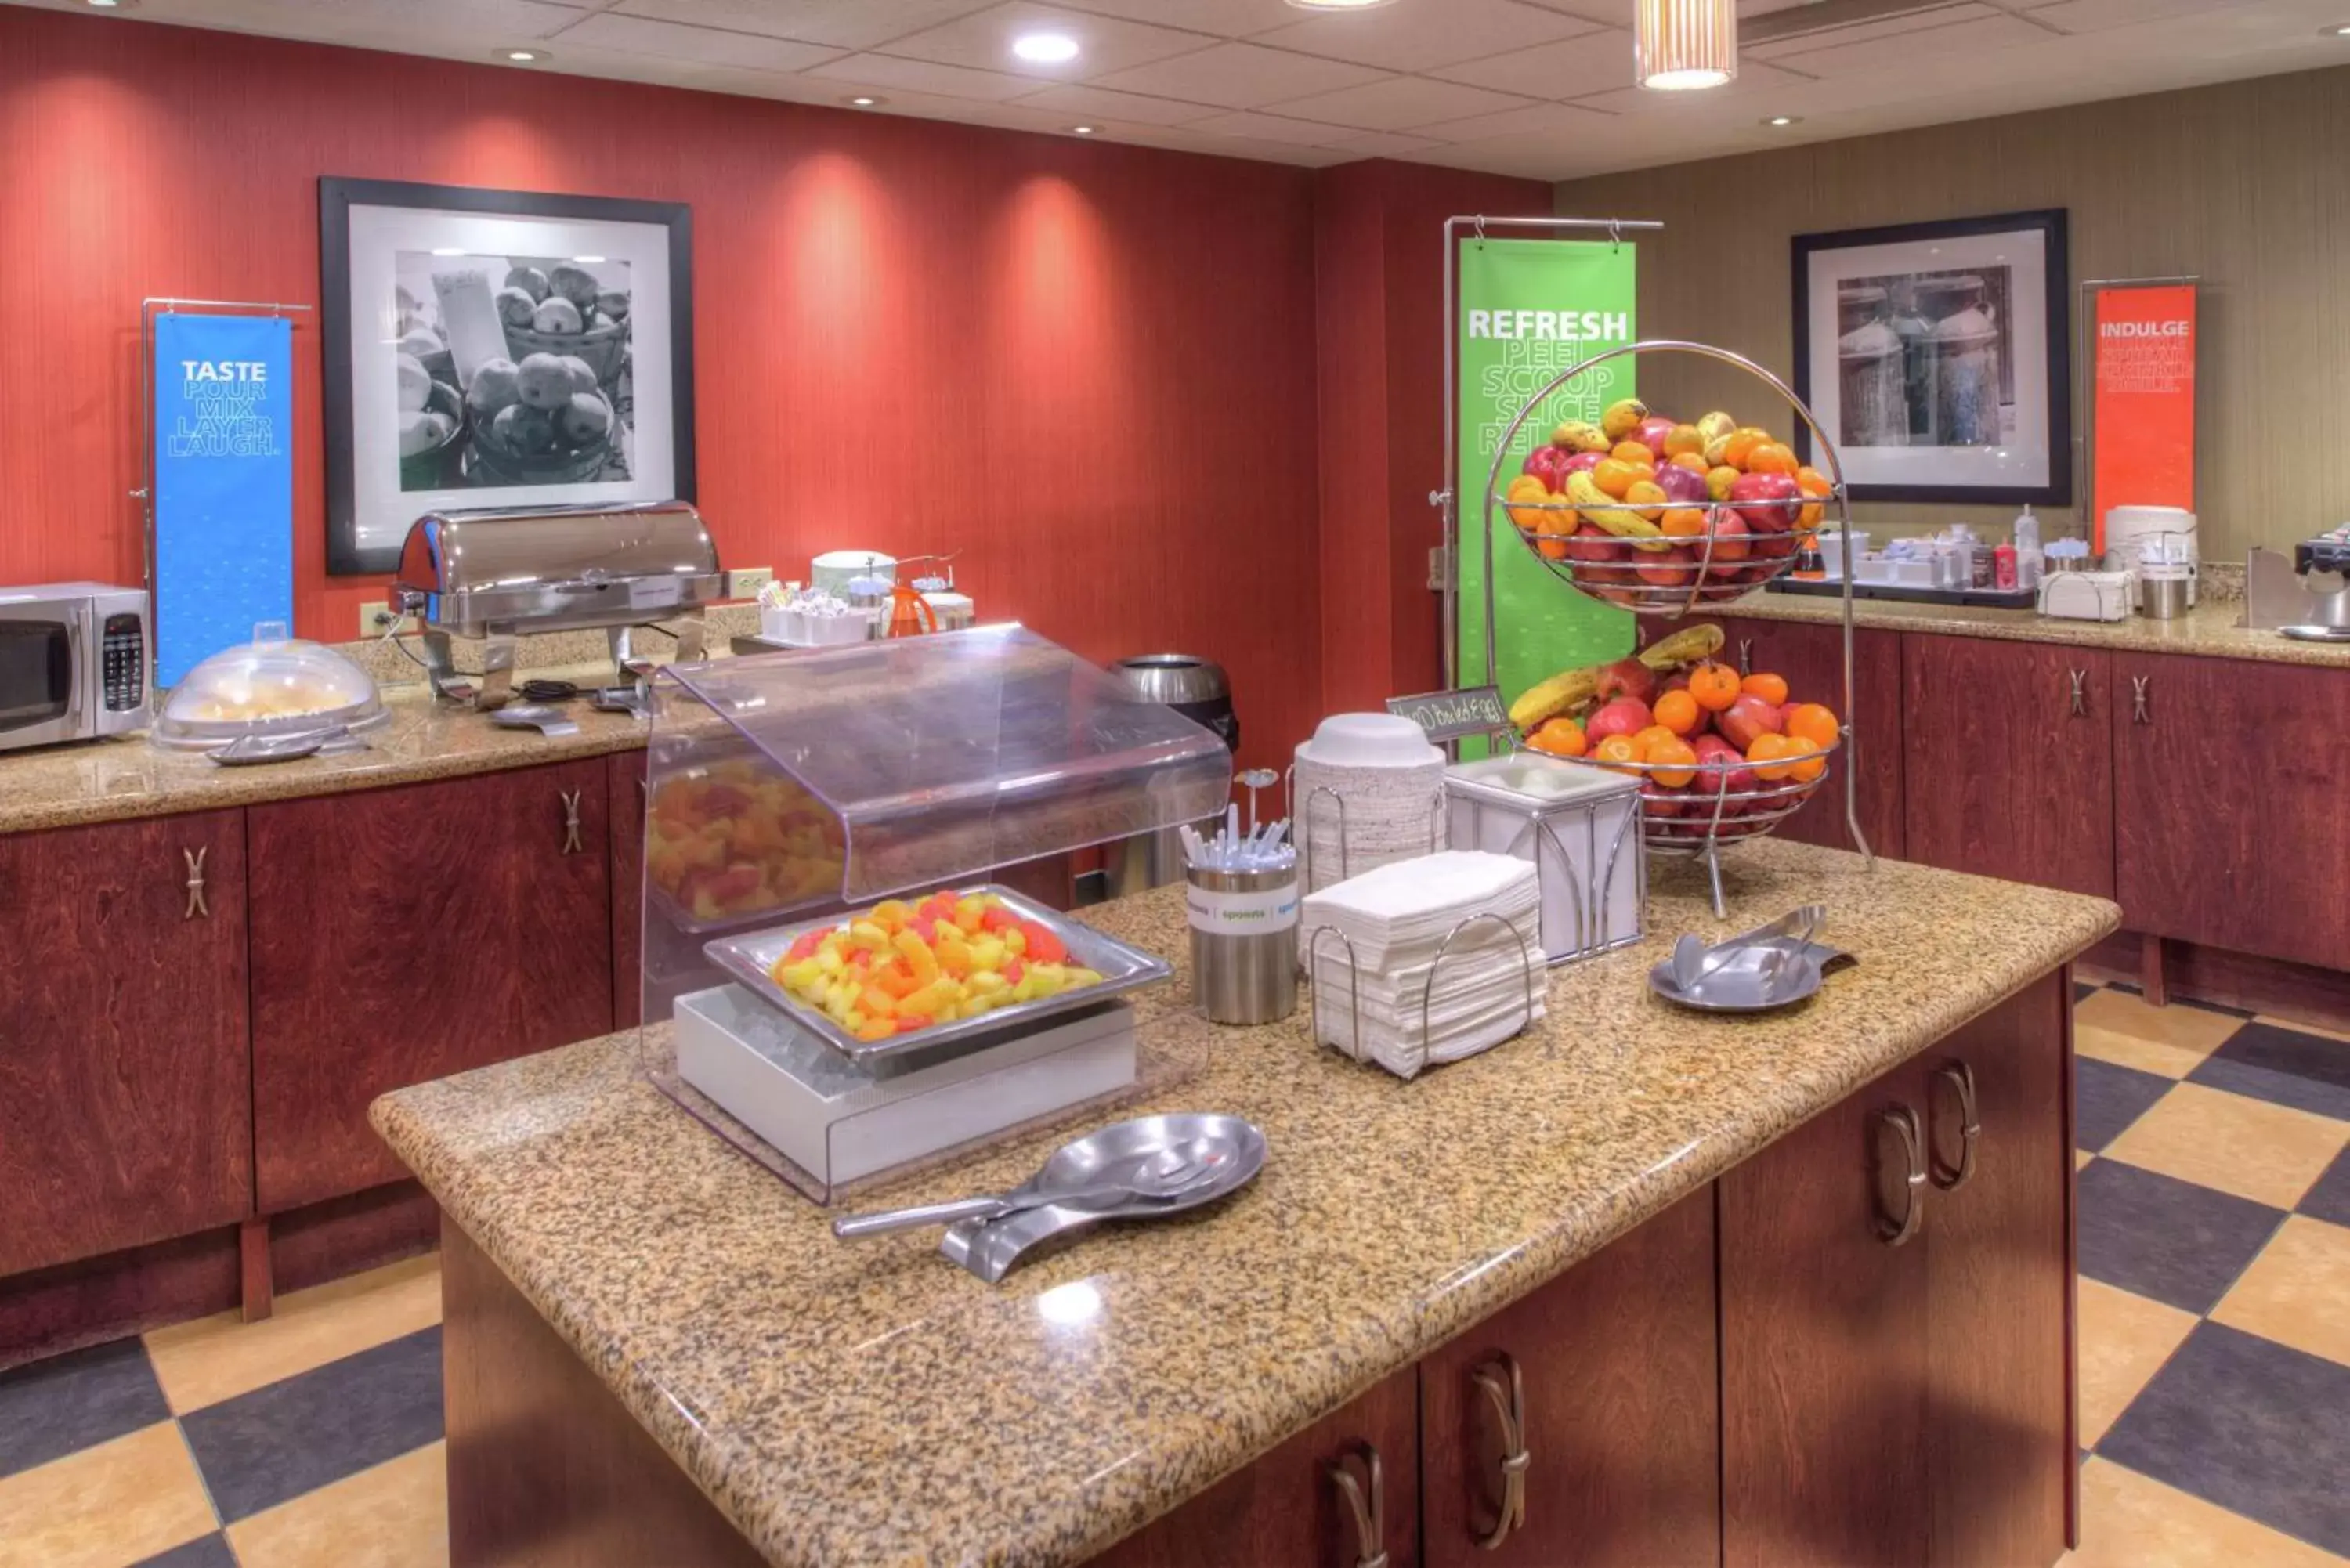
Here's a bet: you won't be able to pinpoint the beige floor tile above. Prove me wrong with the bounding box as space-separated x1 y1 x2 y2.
0 1423 217 1568
147 1252 442 1414
2076 1147 2094 1170
229 1440 448 1568
2077 1277 2197 1447
2104 1082 2350 1210
2212 1215 2350 1367
2076 1021 2214 1080
2059 1458 2348 1568
2076 988 2249 1056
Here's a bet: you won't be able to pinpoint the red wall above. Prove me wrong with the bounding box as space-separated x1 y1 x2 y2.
0 9 1324 768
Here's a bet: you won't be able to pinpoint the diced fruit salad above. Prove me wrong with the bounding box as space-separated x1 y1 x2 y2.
768 891 1104 1043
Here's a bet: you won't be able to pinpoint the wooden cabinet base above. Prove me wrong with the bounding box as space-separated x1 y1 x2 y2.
442 1221 767 1568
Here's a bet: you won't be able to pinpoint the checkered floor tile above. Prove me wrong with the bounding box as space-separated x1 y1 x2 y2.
3 985 2347 1566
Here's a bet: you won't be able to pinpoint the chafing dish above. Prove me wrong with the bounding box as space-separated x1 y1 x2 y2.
392 500 721 707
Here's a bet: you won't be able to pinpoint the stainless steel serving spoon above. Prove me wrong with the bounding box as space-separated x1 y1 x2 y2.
831 1143 1227 1240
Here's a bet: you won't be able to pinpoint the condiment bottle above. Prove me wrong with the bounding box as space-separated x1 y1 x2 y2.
1994 540 2019 591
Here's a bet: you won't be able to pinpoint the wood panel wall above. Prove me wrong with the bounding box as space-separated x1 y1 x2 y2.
1555 63 2350 562
0 8 1327 771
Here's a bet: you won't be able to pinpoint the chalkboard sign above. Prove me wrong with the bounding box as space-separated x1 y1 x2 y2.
1386 685 1512 743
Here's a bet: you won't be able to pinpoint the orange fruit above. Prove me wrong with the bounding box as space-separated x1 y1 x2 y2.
1747 443 1799 477
1796 468 1833 529
1783 702 1839 750
1668 451 1709 475
1610 439 1655 467
1660 507 1706 538
1631 724 1679 759
1688 660 1741 712
1504 472 1554 531
1624 479 1668 522
1528 717 1587 757
1593 734 1641 772
1741 670 1789 706
1647 736 1697 789
1706 464 1741 502
1721 430 1765 471
1591 458 1642 499
1788 750 1827 784
1746 732 1799 782
1652 688 1701 735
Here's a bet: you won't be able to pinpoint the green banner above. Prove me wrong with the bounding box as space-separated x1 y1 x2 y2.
1455 238 1639 717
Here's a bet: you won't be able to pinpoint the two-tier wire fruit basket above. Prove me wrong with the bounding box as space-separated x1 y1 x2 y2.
1471 340 1875 916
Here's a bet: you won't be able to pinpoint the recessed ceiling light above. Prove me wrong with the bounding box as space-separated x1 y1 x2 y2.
573 255 606 264
1762 114 1801 127
429 247 465 257
84 0 134 9
2327 21 2350 34
844 95 884 107
1011 31 1080 63
1284 0 1398 9
499 48 548 63
1071 125 1097 135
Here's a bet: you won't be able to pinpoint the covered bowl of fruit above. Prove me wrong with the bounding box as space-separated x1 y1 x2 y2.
1509 623 1842 854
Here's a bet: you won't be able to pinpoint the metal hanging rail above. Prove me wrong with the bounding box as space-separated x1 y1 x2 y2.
1437 215 1666 691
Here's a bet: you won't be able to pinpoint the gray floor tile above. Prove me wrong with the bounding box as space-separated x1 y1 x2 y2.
0 1336 172 1478
132 1534 238 1568
2301 1147 2350 1227
179 1325 443 1523
2076 1158 2285 1314
2189 1021 2350 1122
2100 1321 2350 1556
2076 1057 2173 1151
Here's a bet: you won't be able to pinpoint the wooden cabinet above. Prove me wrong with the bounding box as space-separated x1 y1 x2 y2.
2114 652 2350 971
1722 974 2070 1568
0 811 252 1277
1713 613 1906 858
1419 1187 1716 1568
1090 1365 1419 1568
1903 638 2114 898
609 750 646 1031
248 761 614 1213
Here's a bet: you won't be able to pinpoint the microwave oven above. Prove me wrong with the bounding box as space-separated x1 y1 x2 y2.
0 583 150 751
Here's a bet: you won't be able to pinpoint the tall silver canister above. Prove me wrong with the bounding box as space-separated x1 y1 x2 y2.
1107 655 1236 897
1187 862 1299 1024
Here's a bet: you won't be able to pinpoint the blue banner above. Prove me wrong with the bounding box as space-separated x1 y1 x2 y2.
154 313 294 687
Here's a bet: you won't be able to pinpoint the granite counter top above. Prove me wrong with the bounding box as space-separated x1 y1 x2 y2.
373 839 2119 1568
0 685 650 836
1712 589 2350 669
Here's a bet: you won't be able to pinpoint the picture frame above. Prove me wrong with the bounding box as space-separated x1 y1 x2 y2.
320 177 695 576
1791 208 2069 505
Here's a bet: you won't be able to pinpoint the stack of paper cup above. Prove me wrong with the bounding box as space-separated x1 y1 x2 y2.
1292 714 1447 894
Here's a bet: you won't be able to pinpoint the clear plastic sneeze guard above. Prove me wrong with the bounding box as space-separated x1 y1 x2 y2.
634 624 1231 1205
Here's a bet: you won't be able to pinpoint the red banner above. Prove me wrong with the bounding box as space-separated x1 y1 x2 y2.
2092 285 2196 555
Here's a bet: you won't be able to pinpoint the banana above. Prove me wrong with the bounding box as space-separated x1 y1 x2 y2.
1565 471 1668 551
1549 420 1610 454
1636 623 1726 673
1600 397 1650 443
1508 667 1601 731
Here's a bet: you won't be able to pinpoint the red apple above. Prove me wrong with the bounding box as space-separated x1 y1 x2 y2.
1642 783 1686 819
1593 657 1658 706
1649 462 1708 505
1748 532 1799 561
1522 443 1578 491
1632 415 1677 460
1634 544 1697 588
1716 694 1784 752
1694 508 1751 573
1730 471 1803 533
1585 695 1654 744
1560 522 1616 565
1560 450 1607 477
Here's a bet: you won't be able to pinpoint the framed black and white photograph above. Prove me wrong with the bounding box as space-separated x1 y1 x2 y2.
320 177 694 574
1791 209 2069 505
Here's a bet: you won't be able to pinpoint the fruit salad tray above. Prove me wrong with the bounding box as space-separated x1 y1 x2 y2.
703 885 1171 1061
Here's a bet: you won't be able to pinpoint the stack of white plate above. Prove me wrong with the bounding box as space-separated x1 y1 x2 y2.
1292 714 1447 894
1302 850 1545 1080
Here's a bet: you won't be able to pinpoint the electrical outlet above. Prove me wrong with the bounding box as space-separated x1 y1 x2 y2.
726 565 774 600
359 600 415 636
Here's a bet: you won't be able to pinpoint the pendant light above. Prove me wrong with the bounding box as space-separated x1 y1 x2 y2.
1636 0 1737 91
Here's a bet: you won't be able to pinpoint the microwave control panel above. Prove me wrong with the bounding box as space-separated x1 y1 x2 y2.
102 613 145 712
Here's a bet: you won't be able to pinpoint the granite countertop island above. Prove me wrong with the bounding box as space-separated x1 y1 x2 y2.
374 839 2119 1568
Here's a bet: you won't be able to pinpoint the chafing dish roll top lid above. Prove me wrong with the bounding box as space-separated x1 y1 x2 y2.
393 500 722 706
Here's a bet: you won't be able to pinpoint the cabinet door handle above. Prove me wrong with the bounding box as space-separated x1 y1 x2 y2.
2067 667 2087 717
1929 1060 1981 1191
559 789 584 854
1325 1440 1390 1568
1470 1353 1531 1549
182 846 210 920
1872 1104 1926 1246
2130 674 2150 725
1737 637 1753 676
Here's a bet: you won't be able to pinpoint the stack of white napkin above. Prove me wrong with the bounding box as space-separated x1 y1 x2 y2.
1301 851 1546 1080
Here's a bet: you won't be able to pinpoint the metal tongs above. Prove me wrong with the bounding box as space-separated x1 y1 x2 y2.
1670 904 1827 1001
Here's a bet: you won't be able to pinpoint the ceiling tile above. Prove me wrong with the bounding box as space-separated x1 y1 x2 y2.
1093 42 1390 109
805 52 1043 100
873 1 1217 80
1255 0 1601 71
2020 0 2254 31
608 0 996 51
555 13 844 70
1050 0 1304 38
1320 128 1446 154
1269 74 1535 131
1426 28 1626 96
1413 99 1610 142
1762 12 2051 74
1748 1 2001 57
1009 81 1223 125
1185 109 1344 145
